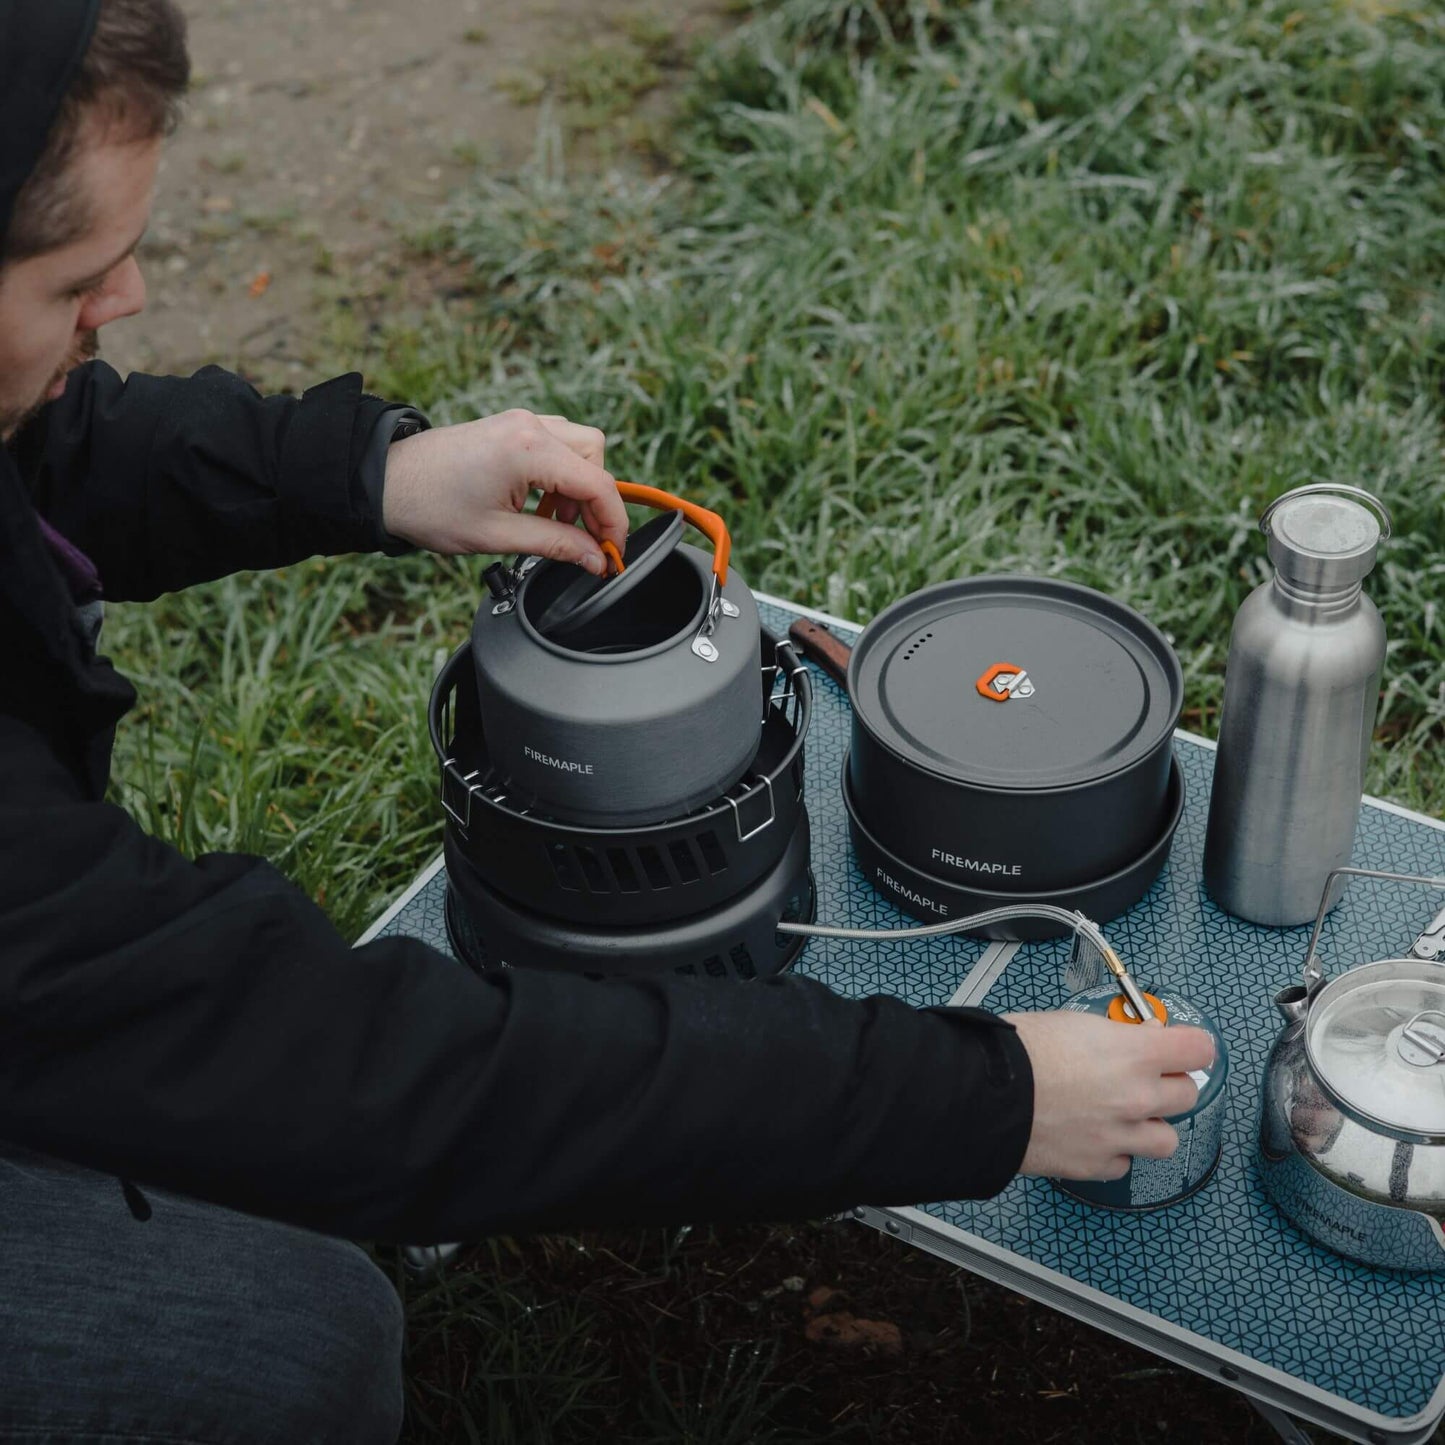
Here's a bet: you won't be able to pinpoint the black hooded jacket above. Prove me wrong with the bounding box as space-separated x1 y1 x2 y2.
0 0 1033 1243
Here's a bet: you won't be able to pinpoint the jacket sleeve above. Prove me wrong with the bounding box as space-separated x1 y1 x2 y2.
12 361 401 603
0 714 1034 1244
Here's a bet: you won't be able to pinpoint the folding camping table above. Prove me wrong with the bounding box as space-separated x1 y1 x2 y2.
360 594 1445 1445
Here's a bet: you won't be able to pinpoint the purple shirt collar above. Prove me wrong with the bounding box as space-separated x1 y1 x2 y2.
36 513 102 602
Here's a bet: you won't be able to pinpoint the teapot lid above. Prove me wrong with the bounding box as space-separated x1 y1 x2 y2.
1306 960 1445 1143
530 510 685 643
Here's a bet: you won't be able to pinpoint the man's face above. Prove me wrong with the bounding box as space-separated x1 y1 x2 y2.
0 124 162 440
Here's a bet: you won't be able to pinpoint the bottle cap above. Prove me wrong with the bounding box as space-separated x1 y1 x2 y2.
1265 492 1383 592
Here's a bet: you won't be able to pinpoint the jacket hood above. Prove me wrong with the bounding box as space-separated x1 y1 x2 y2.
1 3 133 780
0 0 101 257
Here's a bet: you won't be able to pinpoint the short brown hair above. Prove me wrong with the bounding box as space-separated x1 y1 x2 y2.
3 0 190 264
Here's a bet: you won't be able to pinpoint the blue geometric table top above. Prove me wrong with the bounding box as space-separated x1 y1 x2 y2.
915 745 1445 1436
370 594 1445 1439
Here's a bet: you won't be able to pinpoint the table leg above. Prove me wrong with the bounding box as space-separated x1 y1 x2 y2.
1251 1398 1315 1444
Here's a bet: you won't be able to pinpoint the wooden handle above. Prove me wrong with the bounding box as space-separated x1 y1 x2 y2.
787 618 853 691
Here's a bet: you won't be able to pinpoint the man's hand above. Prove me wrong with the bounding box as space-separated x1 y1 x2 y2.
380 409 629 574
1006 1010 1215 1181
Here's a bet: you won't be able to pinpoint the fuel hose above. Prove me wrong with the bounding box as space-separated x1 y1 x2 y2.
777 906 1156 1024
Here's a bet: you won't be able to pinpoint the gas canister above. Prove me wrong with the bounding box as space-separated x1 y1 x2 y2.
1055 986 1229 1210
776 905 1230 1209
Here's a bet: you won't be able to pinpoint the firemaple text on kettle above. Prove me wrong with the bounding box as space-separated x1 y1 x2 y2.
931 848 1023 877
875 869 949 915
1293 1195 1369 1246
523 745 595 775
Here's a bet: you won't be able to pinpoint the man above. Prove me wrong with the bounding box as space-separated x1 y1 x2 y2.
0 1 1213 1440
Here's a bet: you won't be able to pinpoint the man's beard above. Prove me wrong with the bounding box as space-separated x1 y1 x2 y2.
1 330 100 442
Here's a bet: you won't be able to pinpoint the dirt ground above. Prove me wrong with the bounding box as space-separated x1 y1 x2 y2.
397 1218 1307 1445
105 0 728 387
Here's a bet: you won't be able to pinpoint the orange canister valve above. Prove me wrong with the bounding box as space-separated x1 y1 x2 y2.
1107 991 1169 1026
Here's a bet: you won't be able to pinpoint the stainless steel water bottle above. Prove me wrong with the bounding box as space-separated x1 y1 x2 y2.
1203 484 1391 926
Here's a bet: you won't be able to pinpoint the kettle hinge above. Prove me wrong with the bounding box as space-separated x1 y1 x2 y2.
691 580 741 663
1412 905 1445 962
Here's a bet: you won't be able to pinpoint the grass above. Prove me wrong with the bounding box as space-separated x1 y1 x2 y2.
110 558 470 938
392 0 1445 814
489 5 691 137
101 0 1445 1438
393 1228 811 1444
383 1217 1292 1444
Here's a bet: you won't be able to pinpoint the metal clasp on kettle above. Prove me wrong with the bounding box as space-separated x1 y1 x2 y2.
725 773 776 844
692 588 741 663
1301 867 1445 992
440 758 481 833
1413 906 1445 962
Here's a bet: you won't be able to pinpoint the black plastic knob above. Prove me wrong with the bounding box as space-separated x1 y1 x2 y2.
483 562 513 601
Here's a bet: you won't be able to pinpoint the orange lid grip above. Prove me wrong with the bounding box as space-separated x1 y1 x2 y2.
535 481 731 586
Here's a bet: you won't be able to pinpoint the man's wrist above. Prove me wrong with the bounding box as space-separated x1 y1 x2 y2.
361 406 429 556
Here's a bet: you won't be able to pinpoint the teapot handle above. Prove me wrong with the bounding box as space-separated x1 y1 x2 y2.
1302 867 1445 991
535 481 731 586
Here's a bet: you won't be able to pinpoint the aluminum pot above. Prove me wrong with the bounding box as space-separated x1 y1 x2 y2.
1258 867 1445 1270
468 483 761 828
843 577 1184 893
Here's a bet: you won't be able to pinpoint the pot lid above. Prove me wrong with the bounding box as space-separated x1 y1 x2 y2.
531 510 685 643
847 576 1183 791
1307 960 1445 1142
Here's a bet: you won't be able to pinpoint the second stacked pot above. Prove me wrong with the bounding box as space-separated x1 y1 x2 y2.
840 576 1186 939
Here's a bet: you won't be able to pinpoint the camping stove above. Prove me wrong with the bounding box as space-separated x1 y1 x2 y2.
429 631 815 979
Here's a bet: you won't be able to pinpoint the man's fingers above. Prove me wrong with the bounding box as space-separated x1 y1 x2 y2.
1153 1073 1202 1120
525 432 628 550
1144 1024 1215 1075
486 514 608 576
536 414 607 468
1126 1120 1180 1161
578 496 630 555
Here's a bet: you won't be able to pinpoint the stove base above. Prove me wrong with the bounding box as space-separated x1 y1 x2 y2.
444 809 815 980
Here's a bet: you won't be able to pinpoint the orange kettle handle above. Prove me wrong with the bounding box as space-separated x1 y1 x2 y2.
536 481 731 586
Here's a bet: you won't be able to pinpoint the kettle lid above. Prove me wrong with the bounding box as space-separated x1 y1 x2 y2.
530 510 685 643
1306 960 1445 1143
1262 487 1388 593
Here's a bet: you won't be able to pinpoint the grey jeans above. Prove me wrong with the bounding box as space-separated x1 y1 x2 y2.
0 1141 404 1445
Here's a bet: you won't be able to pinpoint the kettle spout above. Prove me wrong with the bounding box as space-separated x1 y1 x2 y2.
1274 984 1310 1027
